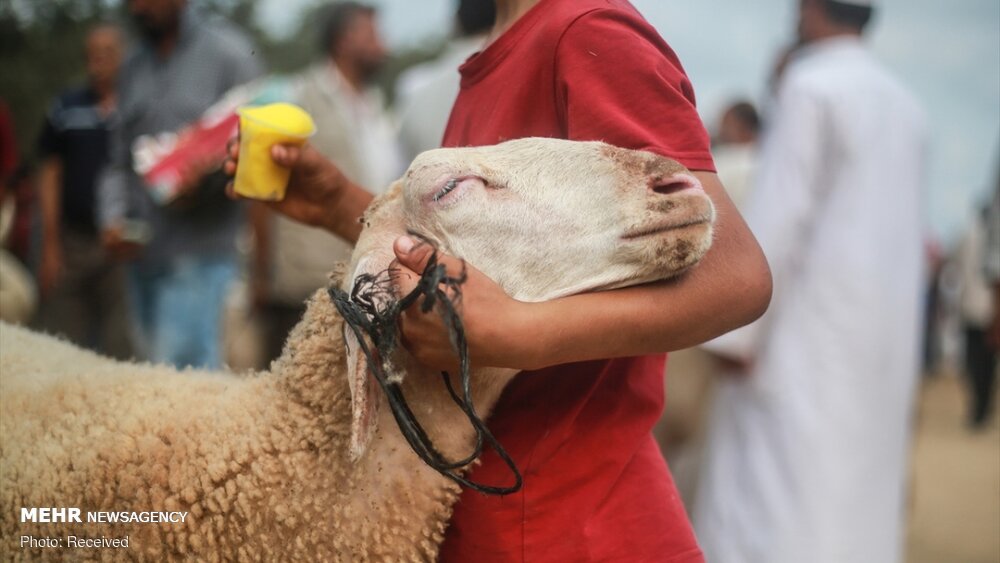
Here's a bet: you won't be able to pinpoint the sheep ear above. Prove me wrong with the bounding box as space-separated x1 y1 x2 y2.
344 251 398 462
345 327 380 461
343 184 407 461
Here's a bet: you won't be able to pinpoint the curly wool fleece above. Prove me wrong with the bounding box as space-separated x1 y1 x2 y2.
0 284 460 562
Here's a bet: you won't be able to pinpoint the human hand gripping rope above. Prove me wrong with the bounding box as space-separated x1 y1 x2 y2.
328 240 523 495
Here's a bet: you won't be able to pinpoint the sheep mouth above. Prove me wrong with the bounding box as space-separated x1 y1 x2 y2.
621 218 710 240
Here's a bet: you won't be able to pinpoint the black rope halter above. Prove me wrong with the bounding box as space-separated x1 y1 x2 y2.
328 245 522 495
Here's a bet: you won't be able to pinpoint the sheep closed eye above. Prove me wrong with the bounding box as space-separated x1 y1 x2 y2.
430 176 487 205
433 179 459 202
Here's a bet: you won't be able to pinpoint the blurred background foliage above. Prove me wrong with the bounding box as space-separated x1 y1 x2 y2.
0 0 444 168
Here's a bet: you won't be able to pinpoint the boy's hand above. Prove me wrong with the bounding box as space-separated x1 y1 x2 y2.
390 236 539 372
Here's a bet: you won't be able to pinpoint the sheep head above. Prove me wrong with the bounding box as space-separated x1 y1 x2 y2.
399 137 715 300
343 137 715 459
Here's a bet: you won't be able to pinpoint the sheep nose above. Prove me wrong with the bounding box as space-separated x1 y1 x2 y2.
650 173 700 195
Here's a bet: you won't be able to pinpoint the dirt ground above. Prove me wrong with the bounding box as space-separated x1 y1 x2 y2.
906 373 1000 563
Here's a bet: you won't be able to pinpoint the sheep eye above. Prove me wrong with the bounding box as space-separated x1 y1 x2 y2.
433 178 460 202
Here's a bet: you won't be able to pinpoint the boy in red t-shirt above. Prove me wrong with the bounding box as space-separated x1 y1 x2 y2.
227 1 770 560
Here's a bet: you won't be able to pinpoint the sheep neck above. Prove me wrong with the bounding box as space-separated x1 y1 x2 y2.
387 359 518 468
271 287 521 494
269 290 354 451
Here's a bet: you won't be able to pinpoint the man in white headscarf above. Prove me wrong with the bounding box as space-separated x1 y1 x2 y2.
693 1 928 562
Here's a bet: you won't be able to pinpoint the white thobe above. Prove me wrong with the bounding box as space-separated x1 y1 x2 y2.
693 37 927 563
713 142 758 210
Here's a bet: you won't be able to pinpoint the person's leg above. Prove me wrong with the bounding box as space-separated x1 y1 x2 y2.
95 256 136 361
34 232 95 347
152 255 237 369
964 326 996 427
982 350 1000 425
57 233 136 360
151 257 202 368
192 256 238 369
34 268 87 344
126 263 158 362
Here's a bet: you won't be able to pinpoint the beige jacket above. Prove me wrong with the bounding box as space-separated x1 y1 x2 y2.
266 64 403 305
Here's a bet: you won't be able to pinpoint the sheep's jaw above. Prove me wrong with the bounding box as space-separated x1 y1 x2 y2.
335 247 525 494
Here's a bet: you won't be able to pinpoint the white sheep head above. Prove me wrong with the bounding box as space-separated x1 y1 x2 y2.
343 137 715 458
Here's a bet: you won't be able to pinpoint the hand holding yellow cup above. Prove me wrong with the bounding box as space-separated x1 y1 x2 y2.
233 103 316 201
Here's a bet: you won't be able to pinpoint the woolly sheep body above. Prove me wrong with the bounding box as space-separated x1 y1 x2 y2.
1 284 458 561
0 138 716 561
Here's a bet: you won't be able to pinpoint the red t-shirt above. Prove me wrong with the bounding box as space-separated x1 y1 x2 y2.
439 0 713 561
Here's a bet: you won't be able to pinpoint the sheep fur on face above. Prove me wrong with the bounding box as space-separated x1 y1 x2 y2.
0 138 715 562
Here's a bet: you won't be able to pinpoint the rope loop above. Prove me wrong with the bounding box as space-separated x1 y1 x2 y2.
329 241 522 495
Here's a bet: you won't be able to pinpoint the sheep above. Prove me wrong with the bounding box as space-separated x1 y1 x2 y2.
0 137 715 561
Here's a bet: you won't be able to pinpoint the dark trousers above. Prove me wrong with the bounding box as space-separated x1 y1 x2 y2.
34 230 133 360
964 326 999 427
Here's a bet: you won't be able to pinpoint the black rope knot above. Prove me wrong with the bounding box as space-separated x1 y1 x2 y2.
328 244 522 495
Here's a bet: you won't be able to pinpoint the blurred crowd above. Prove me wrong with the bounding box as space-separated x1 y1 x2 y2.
0 0 997 561
0 0 498 371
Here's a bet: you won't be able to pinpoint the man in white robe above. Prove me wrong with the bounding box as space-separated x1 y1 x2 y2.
692 1 927 562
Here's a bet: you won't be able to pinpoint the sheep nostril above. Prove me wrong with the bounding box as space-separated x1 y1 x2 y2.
651 180 692 195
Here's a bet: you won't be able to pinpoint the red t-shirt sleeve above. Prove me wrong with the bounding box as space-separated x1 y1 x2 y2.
554 8 716 172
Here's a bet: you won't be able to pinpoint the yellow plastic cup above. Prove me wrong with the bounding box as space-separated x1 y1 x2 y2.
233 103 316 201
